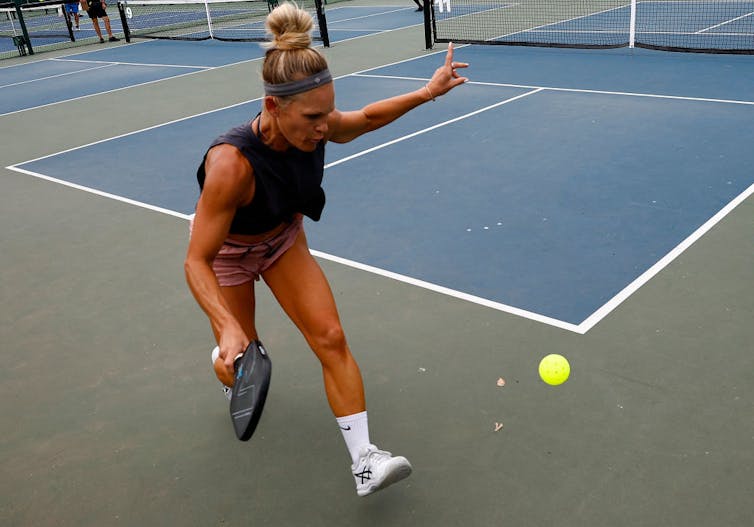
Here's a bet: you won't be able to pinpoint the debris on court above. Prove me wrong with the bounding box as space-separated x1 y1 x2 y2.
496 377 506 387
494 422 504 432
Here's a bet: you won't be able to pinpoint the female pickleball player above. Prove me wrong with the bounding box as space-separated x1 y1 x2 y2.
184 2 468 496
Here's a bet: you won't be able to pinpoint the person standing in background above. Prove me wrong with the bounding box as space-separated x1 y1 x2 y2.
79 0 120 43
64 0 81 30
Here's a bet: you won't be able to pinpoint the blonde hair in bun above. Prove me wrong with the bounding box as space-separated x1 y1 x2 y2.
262 2 329 91
264 1 313 50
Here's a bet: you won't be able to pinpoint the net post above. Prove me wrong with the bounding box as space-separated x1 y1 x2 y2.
62 5 75 42
314 0 329 47
202 0 213 39
12 0 34 55
117 1 132 42
629 0 636 48
423 0 431 49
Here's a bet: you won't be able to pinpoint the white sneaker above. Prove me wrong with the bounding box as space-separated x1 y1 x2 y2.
211 346 232 401
352 444 412 497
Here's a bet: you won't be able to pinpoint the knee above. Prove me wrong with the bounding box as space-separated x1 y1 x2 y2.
309 324 349 364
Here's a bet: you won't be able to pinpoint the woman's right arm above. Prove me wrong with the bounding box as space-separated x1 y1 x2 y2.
184 144 255 367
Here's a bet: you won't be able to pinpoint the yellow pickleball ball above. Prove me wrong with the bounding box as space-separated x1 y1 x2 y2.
538 354 570 385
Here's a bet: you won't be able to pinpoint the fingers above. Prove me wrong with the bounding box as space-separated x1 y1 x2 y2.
221 342 247 368
223 349 241 368
449 63 468 82
223 351 235 368
218 326 250 369
449 59 469 86
446 43 468 81
444 41 454 67
428 42 469 98
445 42 468 68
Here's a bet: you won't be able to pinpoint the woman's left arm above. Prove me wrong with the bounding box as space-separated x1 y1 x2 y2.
327 43 469 144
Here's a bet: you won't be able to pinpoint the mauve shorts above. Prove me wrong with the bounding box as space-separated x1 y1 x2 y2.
191 215 303 286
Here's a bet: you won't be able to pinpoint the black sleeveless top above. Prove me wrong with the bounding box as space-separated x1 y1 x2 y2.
196 115 326 235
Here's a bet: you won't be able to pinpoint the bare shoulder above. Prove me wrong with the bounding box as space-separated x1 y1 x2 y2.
203 144 255 207
325 109 349 143
205 144 250 178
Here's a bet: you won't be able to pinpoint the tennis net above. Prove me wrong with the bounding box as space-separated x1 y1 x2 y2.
426 0 754 54
0 0 74 40
117 0 329 45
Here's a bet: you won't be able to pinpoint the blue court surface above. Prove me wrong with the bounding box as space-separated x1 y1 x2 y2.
326 4 425 40
514 4 754 50
0 39 262 115
437 0 754 50
1 4 425 115
9 45 754 332
0 6 129 55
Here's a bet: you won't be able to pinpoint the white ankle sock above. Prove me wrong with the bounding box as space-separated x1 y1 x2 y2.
336 411 370 465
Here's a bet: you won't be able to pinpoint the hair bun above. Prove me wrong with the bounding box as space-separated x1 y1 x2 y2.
265 2 314 50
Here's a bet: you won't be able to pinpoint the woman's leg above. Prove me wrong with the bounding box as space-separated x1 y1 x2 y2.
261 229 365 417
262 228 412 495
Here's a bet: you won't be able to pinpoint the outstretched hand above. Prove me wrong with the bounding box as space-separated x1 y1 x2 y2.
426 43 469 99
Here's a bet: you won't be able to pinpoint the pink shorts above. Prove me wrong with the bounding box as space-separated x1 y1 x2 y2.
191 215 303 287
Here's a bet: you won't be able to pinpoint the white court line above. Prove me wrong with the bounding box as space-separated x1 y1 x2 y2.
8 146 754 335
0 3 407 118
579 182 754 333
326 23 425 44
696 11 754 33
326 88 543 169
328 6 415 24
9 3 416 123
51 57 210 69
6 96 257 166
0 63 116 89
487 4 629 41
7 62 754 333
329 29 390 33
354 72 754 106
0 48 269 118
0 36 153 70
535 28 754 37
0 62 218 118
6 166 192 220
309 250 583 333
5 80 558 329
309 4 427 45
5 68 419 166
